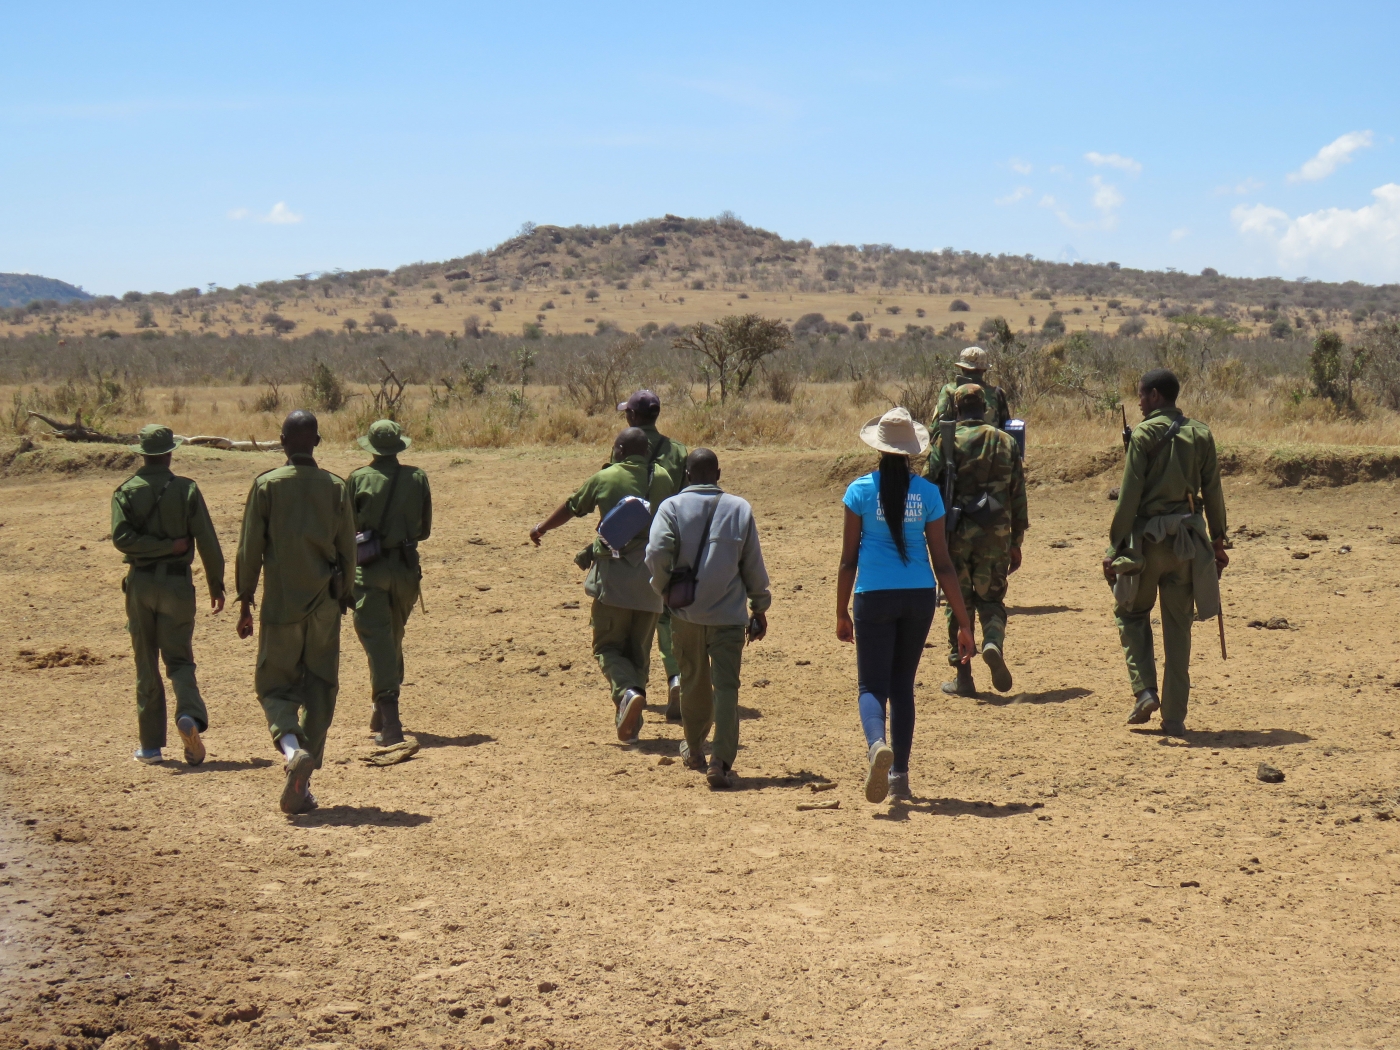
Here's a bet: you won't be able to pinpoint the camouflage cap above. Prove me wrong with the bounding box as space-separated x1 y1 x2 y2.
953 383 987 408
357 419 411 455
130 424 182 456
956 346 990 372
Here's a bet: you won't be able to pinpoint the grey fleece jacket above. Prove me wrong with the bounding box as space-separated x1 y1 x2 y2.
645 484 772 626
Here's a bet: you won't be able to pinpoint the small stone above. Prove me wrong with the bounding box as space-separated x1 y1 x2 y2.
1304 531 1328 541
601 960 616 972
662 1039 682 1050
494 995 512 1008
1257 763 1285 783
795 659 810 666
558 660 572 670
752 678 771 688
475 584 492 591
1180 880 1200 888
1292 551 1309 560
538 981 557 993
1338 545 1352 553
655 756 675 766
1107 486 1120 500
480 1014 495 1025
1049 539 1071 548
792 584 803 591
1265 616 1290 630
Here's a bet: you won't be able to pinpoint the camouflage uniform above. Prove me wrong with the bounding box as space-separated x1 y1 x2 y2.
933 373 1012 429
925 387 1028 667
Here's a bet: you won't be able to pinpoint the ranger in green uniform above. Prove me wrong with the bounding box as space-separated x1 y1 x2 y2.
350 420 432 747
235 410 357 814
532 427 673 744
111 424 225 766
1104 369 1228 737
618 389 689 721
925 385 1028 696
932 346 1012 428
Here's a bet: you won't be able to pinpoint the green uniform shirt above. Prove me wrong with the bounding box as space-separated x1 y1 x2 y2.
636 425 689 500
925 419 1029 548
934 376 1012 429
235 454 357 624
1110 407 1227 552
349 457 433 549
111 465 225 598
569 454 673 612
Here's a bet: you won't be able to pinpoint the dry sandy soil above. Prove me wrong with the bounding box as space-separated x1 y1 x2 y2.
0 443 1398 1050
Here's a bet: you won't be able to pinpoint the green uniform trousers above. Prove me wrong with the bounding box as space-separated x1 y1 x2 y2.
352 562 420 704
944 528 1011 666
673 619 746 768
590 600 659 706
1115 537 1194 724
125 567 207 750
656 608 680 679
256 598 342 767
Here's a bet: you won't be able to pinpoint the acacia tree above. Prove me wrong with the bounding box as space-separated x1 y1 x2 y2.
672 313 791 404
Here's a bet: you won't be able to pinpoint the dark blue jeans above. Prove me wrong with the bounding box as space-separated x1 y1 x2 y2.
854 588 937 773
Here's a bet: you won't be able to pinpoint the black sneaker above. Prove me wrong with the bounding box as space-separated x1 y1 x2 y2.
280 749 315 815
706 759 735 790
679 739 706 771
666 676 682 723
615 689 645 743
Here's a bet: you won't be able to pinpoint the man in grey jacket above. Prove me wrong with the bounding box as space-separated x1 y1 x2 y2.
645 449 771 789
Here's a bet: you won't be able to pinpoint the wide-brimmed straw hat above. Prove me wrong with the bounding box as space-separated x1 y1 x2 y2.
130 423 182 456
357 419 411 455
859 406 929 456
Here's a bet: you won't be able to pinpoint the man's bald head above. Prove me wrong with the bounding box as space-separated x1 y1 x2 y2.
281 410 321 456
614 427 650 460
684 447 720 486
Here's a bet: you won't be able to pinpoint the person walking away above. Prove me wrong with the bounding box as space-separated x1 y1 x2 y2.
925 384 1029 696
351 420 432 747
933 346 1012 428
236 410 357 814
111 424 225 766
1103 369 1228 737
645 448 770 790
618 389 690 721
530 427 673 743
836 407 975 803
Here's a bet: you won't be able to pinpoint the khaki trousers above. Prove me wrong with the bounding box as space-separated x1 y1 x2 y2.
590 600 659 705
673 619 746 767
125 567 207 750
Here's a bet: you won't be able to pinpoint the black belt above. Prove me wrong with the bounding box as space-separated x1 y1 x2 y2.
132 562 188 576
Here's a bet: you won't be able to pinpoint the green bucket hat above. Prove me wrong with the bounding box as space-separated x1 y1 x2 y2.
131 424 182 456
357 419 411 456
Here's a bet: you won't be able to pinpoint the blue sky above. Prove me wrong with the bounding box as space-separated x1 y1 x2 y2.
3 1 1397 294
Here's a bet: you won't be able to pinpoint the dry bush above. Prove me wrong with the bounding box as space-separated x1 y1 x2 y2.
766 369 797 404
564 333 641 414
850 376 884 407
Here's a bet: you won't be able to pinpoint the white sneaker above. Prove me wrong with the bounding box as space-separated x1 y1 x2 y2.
864 740 893 803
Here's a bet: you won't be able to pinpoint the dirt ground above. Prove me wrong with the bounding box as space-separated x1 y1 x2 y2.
0 444 1397 1050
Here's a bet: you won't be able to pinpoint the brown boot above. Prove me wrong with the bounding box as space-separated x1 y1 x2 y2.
374 699 404 747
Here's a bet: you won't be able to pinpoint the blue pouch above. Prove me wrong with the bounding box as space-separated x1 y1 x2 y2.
597 496 652 555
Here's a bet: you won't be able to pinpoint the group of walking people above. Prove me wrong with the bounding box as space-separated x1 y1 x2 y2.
112 346 1228 812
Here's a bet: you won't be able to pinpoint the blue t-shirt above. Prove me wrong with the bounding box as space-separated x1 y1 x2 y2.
842 472 945 593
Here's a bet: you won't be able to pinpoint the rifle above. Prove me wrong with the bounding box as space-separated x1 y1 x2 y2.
940 419 960 536
1120 405 1132 451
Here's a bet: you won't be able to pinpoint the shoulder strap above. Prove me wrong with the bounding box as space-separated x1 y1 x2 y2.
693 494 721 572
132 475 177 533
1145 416 1187 460
375 464 403 536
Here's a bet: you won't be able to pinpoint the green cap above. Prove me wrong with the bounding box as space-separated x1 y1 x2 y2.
130 424 182 456
357 419 411 456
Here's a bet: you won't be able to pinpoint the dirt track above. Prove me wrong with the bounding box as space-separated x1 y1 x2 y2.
1 446 1398 1050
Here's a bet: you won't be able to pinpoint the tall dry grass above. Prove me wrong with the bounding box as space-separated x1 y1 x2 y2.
8 380 1399 456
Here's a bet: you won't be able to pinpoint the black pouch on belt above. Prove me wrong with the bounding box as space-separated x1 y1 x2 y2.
964 491 1003 527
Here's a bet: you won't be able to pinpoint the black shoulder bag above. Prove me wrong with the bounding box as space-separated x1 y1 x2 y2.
665 495 720 610
356 466 402 566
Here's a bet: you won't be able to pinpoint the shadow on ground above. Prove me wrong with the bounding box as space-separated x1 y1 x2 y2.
979 687 1094 707
173 758 275 775
293 806 434 828
1127 727 1313 748
1007 605 1083 616
874 798 1044 822
413 732 495 749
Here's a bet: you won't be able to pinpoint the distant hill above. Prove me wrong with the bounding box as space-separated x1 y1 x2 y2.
0 274 92 309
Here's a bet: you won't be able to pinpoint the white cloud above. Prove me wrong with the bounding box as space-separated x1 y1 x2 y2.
1085 151 1143 175
1090 176 1123 220
1170 227 1190 242
1233 183 1400 279
1214 176 1265 196
1009 158 1032 175
996 186 1032 206
261 202 303 224
1039 178 1122 231
1287 131 1373 183
229 202 303 224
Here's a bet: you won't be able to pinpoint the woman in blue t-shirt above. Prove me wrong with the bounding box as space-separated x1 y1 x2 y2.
837 407 974 803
